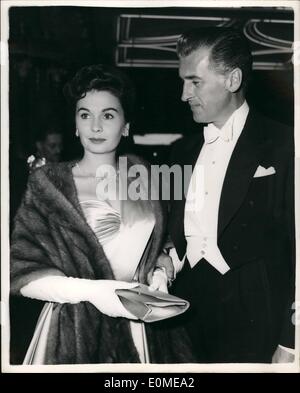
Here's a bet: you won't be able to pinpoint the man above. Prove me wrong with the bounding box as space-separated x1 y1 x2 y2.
34 126 63 164
10 126 63 219
165 28 295 363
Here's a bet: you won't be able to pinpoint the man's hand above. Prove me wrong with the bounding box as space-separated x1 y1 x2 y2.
147 252 175 292
155 252 175 282
272 346 294 363
148 268 169 293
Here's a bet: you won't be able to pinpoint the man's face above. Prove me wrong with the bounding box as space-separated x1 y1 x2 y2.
179 47 232 128
39 133 63 162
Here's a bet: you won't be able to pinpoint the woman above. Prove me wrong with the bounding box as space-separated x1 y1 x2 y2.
10 64 194 365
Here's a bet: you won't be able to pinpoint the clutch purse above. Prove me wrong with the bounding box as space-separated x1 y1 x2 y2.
115 284 189 323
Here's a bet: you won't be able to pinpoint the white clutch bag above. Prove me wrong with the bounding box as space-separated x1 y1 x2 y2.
115 284 189 323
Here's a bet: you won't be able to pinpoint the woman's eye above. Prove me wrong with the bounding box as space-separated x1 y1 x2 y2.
80 113 90 119
103 113 114 120
193 81 201 87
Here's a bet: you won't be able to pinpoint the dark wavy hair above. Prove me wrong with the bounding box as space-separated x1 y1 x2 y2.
177 27 253 90
63 64 136 122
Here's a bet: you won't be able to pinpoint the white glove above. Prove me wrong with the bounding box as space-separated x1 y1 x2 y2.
88 279 139 319
148 267 169 293
20 276 139 320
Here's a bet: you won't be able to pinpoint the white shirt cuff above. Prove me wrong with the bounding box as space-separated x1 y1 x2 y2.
168 248 186 278
278 345 295 355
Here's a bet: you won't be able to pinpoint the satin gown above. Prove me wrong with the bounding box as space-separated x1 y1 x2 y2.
80 198 155 363
23 197 155 364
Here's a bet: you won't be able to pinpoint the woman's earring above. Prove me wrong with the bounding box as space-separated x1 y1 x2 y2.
122 124 129 137
75 128 79 137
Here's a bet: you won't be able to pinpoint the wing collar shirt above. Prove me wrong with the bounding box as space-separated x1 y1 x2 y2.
182 100 249 274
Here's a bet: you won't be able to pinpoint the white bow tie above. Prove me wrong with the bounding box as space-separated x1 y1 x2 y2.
203 123 233 144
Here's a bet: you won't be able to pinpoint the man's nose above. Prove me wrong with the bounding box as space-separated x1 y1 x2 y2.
181 82 192 102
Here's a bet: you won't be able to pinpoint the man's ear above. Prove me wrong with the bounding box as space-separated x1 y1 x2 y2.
225 68 242 93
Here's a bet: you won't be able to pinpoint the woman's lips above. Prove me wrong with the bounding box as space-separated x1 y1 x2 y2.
89 138 106 144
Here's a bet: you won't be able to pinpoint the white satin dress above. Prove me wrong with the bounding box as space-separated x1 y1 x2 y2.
23 195 155 364
80 198 155 363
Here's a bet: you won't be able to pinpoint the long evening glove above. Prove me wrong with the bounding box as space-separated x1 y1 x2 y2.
20 276 138 319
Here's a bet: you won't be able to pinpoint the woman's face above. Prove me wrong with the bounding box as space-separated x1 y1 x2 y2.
75 90 128 155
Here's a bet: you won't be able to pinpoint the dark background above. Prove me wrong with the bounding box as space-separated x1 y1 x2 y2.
9 6 294 163
8 5 294 365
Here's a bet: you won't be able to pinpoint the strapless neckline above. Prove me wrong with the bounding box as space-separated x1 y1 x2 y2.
80 199 121 245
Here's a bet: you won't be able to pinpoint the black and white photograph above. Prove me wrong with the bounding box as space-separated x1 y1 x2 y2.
1 0 299 373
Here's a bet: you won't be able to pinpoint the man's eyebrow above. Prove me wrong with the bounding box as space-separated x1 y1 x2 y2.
184 75 203 80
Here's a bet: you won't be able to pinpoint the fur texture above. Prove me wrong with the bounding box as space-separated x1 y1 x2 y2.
11 155 196 364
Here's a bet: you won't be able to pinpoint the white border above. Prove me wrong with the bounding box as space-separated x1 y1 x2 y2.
1 0 299 374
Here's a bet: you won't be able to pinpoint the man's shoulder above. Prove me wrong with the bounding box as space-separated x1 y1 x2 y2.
169 132 203 164
249 110 294 152
255 111 292 130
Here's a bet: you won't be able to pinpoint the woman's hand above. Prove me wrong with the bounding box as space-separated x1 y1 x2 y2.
20 276 139 320
89 280 139 320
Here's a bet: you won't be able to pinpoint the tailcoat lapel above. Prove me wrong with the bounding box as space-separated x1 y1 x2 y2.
217 111 265 237
169 132 204 258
